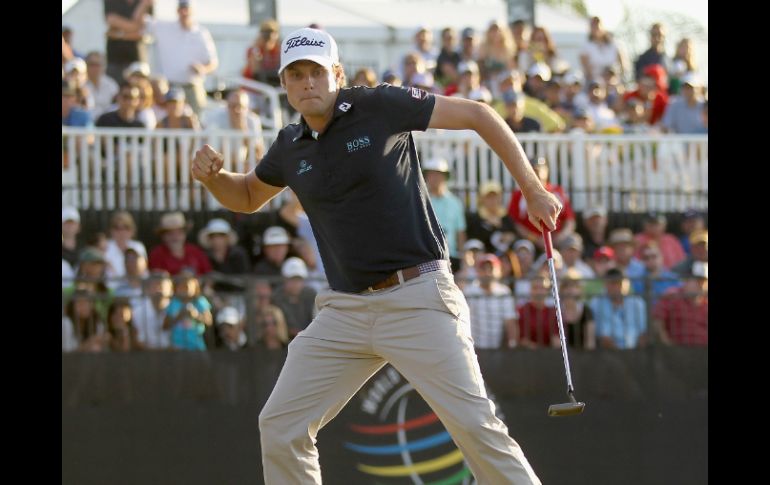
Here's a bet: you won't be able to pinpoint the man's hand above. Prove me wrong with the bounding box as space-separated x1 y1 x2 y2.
526 189 563 232
192 145 224 183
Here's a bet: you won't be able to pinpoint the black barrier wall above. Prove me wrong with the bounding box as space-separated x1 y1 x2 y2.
62 348 707 485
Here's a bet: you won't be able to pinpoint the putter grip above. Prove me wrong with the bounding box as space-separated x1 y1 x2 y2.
541 224 553 259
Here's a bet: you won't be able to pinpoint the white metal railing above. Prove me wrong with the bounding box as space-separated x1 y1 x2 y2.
62 127 707 213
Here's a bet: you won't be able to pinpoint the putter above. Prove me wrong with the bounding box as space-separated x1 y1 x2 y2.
541 225 586 417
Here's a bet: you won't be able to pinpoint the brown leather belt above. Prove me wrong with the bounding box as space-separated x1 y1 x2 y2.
363 260 449 293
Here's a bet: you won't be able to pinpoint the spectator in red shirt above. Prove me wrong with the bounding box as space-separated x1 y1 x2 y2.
634 212 686 270
653 261 707 346
508 157 576 250
148 212 212 276
243 19 281 86
516 273 559 349
622 64 669 125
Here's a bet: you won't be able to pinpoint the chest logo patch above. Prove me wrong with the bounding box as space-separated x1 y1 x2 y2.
297 159 313 175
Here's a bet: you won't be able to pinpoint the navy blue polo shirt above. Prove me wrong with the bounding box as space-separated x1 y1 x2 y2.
255 84 449 292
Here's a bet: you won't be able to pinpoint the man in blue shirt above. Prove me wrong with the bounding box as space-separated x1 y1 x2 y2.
62 79 92 127
591 268 648 349
191 27 561 484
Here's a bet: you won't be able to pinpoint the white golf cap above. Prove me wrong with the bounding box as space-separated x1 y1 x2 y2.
422 157 450 173
463 239 485 252
216 306 241 326
62 206 80 223
279 28 339 75
282 257 308 279
263 226 290 246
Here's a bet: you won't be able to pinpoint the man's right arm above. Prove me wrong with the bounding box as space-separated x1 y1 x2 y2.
192 144 284 213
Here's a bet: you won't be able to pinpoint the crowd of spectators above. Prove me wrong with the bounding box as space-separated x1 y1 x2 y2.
62 3 708 353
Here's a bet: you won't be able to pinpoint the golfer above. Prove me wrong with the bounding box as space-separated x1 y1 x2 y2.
192 27 560 484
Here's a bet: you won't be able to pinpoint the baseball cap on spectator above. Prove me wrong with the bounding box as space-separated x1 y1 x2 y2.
216 306 241 326
263 226 290 246
563 71 584 86
468 88 492 103
64 58 87 74
461 27 475 39
198 218 238 248
123 61 151 80
689 230 708 245
282 257 308 279
80 247 106 264
559 233 584 252
62 206 80 223
463 239 485 252
422 157 450 173
156 212 188 234
527 62 552 82
457 61 479 75
608 228 634 245
279 27 339 75
165 88 186 103
513 239 535 254
502 89 522 105
178 0 192 7
644 212 666 225
680 72 703 88
476 253 501 269
691 261 708 279
582 204 607 220
605 267 625 280
593 246 615 260
479 180 503 196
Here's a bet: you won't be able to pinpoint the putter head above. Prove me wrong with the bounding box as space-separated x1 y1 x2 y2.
548 401 585 417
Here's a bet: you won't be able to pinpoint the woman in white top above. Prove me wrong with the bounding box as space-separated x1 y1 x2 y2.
105 211 148 288
580 16 627 84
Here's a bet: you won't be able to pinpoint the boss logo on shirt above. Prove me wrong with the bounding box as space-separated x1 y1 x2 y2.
345 136 371 153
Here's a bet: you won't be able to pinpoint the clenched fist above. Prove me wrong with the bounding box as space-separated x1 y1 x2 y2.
192 144 224 183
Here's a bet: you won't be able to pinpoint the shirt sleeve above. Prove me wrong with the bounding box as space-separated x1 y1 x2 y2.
376 84 436 133
200 28 218 66
254 132 287 187
166 298 182 317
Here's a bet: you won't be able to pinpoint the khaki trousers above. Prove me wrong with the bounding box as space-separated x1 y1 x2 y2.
259 269 541 484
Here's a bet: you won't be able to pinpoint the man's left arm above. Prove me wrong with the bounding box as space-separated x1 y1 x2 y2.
428 96 562 231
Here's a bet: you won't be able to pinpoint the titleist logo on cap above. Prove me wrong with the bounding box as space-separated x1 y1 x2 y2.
284 36 326 53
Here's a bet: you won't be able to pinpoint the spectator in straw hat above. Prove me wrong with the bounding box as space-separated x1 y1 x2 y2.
198 218 249 293
148 211 211 276
423 156 466 273
558 233 595 279
608 228 644 280
466 180 516 254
